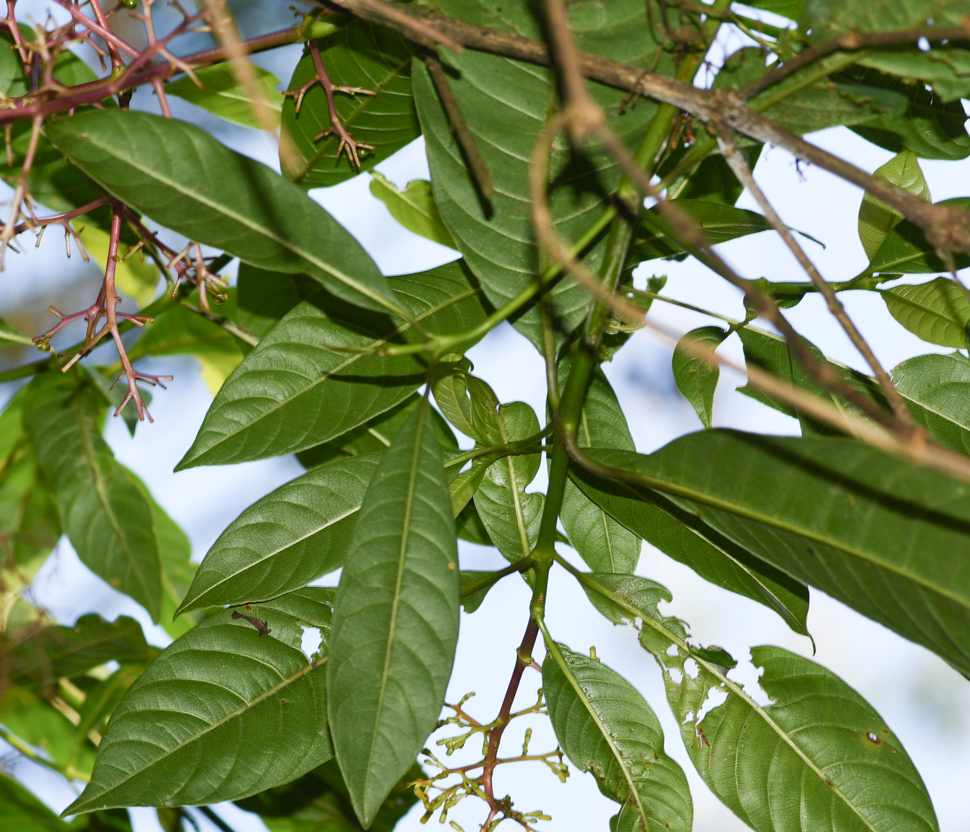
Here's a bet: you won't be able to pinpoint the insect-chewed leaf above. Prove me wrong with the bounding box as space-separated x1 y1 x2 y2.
327 400 459 828
543 643 692 832
25 373 162 621
176 261 489 469
177 453 383 615
62 589 335 814
413 0 670 351
584 433 970 676
47 110 398 315
667 645 937 832
281 20 418 188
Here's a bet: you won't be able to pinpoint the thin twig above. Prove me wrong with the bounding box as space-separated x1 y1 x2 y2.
716 129 913 426
425 53 493 199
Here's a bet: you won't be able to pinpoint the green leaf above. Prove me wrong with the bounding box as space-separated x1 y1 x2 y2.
543 643 692 832
431 358 503 444
63 589 335 814
177 453 382 615
127 305 243 363
803 0 970 100
459 570 498 613
570 468 810 636
882 277 970 347
584 432 970 676
237 759 422 832
868 198 970 274
47 110 398 315
327 400 459 827
845 67 970 160
893 352 970 455
738 324 970 454
73 665 139 755
659 147 762 206
672 326 726 430
0 445 61 576
25 373 162 621
298 392 457 470
0 318 33 346
0 772 78 832
235 265 321 340
177 261 489 468
151 500 199 639
369 172 456 249
281 21 419 188
413 0 669 350
630 200 775 263
165 63 282 130
741 0 801 19
555 359 640 574
4 614 155 689
668 645 937 832
858 150 930 260
475 401 544 563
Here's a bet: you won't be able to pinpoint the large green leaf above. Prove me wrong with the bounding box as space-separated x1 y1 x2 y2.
25 373 161 620
281 21 419 188
126 305 244 364
581 574 936 832
868 198 970 274
585 432 970 676
556 359 640 574
234 265 321 340
152 499 200 639
570 467 810 636
177 453 382 615
475 401 544 563
176 261 489 469
858 150 930 260
5 614 155 689
63 589 335 814
893 352 970 455
881 277 970 347
327 400 459 828
165 63 283 130
543 643 692 832
845 67 970 160
413 0 669 350
0 773 131 832
0 444 61 573
803 0 970 100
297 392 457 470
47 110 398 315
669 645 937 832
369 173 456 249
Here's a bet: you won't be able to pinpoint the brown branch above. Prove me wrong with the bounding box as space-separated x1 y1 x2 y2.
742 23 970 99
321 0 462 51
424 53 493 199
715 130 914 426
318 0 970 260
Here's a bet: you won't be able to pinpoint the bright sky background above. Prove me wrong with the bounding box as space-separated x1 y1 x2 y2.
1 3 969 832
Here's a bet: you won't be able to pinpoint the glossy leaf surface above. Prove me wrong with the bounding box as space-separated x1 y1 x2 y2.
177 262 489 468
327 401 459 827
882 277 970 347
178 453 382 614
543 643 692 832
858 150 929 260
893 352 970 455
281 21 418 188
25 373 161 620
64 589 335 813
48 110 397 314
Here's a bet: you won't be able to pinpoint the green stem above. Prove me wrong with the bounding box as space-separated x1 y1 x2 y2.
0 724 89 782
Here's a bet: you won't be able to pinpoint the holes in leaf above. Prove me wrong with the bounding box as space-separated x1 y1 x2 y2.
683 658 699 680
300 626 323 661
695 686 728 725
865 731 881 745
918 37 931 52
668 667 684 685
666 645 679 658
